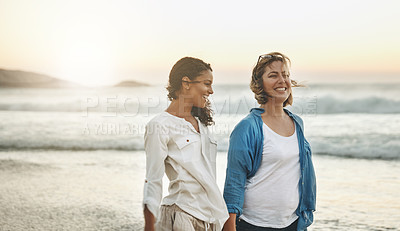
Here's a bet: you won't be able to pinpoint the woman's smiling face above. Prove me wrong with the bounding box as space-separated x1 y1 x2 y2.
187 70 214 108
261 61 291 104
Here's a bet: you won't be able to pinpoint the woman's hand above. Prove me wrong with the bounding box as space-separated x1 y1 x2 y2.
144 205 155 231
223 213 237 231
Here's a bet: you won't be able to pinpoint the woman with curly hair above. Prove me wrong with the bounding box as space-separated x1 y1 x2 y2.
223 52 316 231
143 57 228 231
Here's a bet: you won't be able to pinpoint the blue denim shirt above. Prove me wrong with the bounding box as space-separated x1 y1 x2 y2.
223 108 316 231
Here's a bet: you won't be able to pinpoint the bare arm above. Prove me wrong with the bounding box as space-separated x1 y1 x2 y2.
144 205 155 231
223 213 237 231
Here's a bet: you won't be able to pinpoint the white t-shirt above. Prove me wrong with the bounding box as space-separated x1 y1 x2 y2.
142 112 228 230
240 122 300 228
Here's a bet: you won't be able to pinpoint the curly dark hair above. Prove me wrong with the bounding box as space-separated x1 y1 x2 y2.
166 57 214 126
250 52 302 106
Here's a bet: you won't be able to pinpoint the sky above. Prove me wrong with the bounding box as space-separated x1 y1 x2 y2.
0 0 399 86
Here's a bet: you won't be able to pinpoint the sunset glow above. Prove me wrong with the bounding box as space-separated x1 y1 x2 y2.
0 0 399 85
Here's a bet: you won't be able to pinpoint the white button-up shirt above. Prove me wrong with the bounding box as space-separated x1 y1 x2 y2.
143 112 228 229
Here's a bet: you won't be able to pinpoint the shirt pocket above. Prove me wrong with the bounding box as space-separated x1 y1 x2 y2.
173 134 201 162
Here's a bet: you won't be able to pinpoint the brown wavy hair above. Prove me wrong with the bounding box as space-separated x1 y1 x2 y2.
166 57 214 126
250 52 303 106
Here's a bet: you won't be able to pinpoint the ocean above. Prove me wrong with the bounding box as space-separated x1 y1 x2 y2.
1 83 399 159
0 83 400 230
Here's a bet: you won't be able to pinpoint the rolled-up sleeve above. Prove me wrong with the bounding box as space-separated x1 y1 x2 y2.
223 122 253 216
142 121 169 219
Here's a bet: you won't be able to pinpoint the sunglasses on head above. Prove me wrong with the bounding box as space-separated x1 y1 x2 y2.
253 54 286 80
256 54 284 67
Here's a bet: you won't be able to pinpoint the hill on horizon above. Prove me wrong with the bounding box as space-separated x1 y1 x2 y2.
113 80 150 87
0 69 150 88
0 69 82 88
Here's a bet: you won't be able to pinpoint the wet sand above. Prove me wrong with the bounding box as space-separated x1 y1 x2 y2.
0 150 144 231
1 150 399 231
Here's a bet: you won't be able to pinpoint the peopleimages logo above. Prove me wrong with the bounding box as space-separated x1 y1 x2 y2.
80 95 318 117
79 95 317 136
80 95 168 117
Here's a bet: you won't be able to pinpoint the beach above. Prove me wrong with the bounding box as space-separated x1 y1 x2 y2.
1 83 399 230
1 150 399 231
0 150 143 231
1 0 400 229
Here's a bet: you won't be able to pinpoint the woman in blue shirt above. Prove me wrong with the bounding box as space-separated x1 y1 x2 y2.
223 52 316 231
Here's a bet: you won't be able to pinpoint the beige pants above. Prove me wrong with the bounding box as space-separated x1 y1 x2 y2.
155 204 216 231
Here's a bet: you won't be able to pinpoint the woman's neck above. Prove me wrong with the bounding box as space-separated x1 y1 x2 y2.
166 99 193 118
260 101 285 117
